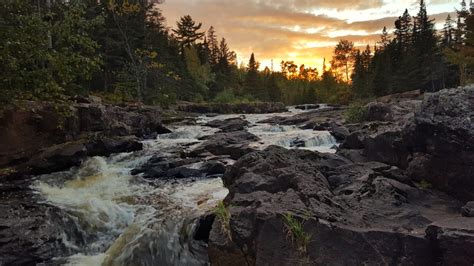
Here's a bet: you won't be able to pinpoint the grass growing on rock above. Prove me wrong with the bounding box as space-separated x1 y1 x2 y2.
214 201 231 238
282 213 312 254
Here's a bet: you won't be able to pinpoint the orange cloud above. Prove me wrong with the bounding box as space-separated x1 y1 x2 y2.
161 0 458 71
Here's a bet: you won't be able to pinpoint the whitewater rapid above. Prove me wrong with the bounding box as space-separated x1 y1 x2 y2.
32 107 337 265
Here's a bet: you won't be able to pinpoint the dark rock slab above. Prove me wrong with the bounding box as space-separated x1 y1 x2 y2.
208 146 466 265
190 131 259 160
205 117 249 132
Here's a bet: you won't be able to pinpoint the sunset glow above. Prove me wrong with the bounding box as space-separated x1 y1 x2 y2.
161 0 458 71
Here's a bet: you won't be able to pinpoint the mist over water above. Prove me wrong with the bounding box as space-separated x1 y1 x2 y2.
32 107 337 265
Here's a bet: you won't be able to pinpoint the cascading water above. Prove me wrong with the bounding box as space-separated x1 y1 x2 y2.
32 107 338 265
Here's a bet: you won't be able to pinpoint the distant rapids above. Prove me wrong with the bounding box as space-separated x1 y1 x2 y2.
32 106 338 265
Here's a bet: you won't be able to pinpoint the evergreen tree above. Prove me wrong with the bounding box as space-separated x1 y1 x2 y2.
267 74 282 102
456 0 469 45
379 26 391 48
173 15 205 48
245 53 262 98
394 9 413 53
413 0 442 91
443 14 455 47
207 26 219 66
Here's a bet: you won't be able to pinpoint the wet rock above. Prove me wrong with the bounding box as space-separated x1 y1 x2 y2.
5 136 143 179
289 138 306 148
260 107 345 127
205 117 249 132
191 131 259 160
209 146 465 265
328 124 350 141
132 156 229 180
193 213 216 242
462 202 474 217
177 102 287 114
0 185 83 265
294 104 320 111
202 160 227 176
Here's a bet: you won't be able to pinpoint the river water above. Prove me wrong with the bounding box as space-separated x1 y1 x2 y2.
32 108 337 265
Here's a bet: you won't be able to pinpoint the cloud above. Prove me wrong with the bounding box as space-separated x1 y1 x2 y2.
161 0 458 69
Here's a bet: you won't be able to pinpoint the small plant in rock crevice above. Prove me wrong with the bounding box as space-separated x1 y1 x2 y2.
214 201 231 239
417 179 433 189
282 213 312 254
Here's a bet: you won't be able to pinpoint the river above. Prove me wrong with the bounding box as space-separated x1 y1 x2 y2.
32 107 337 265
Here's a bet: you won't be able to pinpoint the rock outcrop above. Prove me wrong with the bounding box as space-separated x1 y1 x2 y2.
0 98 170 178
207 86 474 265
208 146 471 265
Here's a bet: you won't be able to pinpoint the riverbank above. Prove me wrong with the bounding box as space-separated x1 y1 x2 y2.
207 86 474 265
0 87 473 265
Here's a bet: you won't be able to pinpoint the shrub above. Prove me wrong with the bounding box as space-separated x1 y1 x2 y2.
282 213 312 254
344 103 368 123
213 90 256 104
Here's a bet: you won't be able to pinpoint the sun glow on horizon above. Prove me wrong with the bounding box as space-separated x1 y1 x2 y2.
162 0 460 72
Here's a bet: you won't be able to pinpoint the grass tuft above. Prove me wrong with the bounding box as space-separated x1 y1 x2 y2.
417 179 433 189
214 201 231 238
282 213 312 254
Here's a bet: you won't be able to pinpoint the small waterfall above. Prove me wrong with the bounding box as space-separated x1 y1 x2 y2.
33 124 228 265
31 109 338 265
248 124 337 153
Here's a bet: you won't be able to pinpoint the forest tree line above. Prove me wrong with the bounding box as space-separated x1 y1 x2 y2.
1 0 473 108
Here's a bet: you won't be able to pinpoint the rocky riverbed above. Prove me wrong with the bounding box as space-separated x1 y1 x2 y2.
0 88 473 265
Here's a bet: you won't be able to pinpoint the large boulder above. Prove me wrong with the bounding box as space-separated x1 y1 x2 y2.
208 146 468 265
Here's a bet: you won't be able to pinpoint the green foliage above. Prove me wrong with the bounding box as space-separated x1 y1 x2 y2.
345 104 368 123
184 46 215 96
213 90 254 104
282 213 312 254
214 201 231 238
0 1 101 107
417 180 433 189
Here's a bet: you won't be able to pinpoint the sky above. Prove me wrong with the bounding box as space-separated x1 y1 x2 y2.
161 0 461 71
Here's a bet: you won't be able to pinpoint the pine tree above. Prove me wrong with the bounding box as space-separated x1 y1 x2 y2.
456 0 469 45
244 53 262 98
378 26 391 48
207 26 219 66
394 9 413 53
443 14 455 47
413 0 442 91
173 15 205 48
